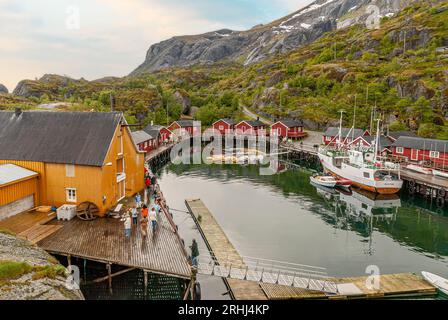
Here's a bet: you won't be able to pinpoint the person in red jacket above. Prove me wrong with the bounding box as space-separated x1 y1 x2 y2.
145 176 151 194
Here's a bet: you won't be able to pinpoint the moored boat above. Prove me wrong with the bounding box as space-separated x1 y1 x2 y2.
433 169 448 179
310 175 337 188
421 272 448 295
406 164 433 175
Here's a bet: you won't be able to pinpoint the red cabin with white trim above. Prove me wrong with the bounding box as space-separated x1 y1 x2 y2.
212 119 236 135
271 120 305 139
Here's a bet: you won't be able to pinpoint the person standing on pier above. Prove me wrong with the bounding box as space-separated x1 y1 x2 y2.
141 204 149 220
149 207 157 232
145 176 151 194
135 193 142 208
140 216 148 238
131 205 138 226
190 239 199 267
124 213 132 238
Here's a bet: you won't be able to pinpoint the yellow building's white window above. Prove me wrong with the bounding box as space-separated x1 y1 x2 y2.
66 188 77 203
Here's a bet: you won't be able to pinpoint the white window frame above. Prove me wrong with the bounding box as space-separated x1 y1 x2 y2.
430 151 440 158
66 188 77 203
396 147 404 154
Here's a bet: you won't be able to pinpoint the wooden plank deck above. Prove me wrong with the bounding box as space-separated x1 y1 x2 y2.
261 273 437 300
185 199 268 300
0 209 56 235
146 143 174 162
37 210 191 280
400 168 448 191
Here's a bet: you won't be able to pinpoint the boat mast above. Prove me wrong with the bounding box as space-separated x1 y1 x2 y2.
373 118 381 163
352 95 357 143
337 109 345 150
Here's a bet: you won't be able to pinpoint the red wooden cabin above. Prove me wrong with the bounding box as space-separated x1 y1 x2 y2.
323 127 370 146
168 120 200 137
143 124 172 148
391 136 448 166
212 119 236 135
131 130 156 153
235 120 266 136
271 120 305 139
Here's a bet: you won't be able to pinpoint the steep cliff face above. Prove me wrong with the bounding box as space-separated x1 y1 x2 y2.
130 0 415 76
0 84 8 94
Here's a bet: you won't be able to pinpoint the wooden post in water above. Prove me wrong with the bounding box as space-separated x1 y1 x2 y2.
67 255 71 267
107 263 113 295
143 270 148 299
190 267 197 300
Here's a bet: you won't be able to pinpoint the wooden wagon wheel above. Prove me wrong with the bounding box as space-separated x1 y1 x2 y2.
76 202 99 221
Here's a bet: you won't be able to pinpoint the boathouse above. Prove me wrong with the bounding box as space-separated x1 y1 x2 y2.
168 120 200 137
271 119 305 139
212 118 236 135
391 136 448 165
131 130 155 153
235 119 266 135
386 131 418 142
142 124 172 147
0 110 145 216
323 127 370 146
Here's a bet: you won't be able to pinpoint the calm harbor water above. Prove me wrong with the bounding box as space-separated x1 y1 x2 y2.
158 162 448 300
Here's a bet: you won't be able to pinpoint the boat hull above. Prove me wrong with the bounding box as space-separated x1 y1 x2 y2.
319 153 403 195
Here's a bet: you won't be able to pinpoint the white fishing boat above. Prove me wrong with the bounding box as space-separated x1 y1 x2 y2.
406 164 433 175
310 175 337 188
318 115 403 195
422 272 448 295
433 169 448 179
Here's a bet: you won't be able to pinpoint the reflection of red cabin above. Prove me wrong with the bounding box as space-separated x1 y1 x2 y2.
168 120 200 136
323 127 370 145
212 119 236 135
271 120 305 139
235 120 266 135
391 136 448 165
143 124 172 148
131 130 156 153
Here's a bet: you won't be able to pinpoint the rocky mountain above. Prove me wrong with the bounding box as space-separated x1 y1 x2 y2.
130 0 416 75
0 83 8 94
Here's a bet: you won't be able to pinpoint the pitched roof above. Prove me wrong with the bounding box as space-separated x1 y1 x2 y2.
387 131 418 140
0 164 38 186
274 119 304 127
214 118 236 125
174 120 196 127
363 135 394 149
324 127 366 139
239 120 265 127
143 124 166 138
392 136 448 152
131 130 153 145
0 111 123 167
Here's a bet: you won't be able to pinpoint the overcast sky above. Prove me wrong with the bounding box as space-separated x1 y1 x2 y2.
0 0 314 91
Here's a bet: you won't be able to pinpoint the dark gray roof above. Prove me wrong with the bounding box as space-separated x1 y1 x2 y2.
242 120 265 127
216 118 236 125
131 130 153 145
0 111 123 167
175 120 196 127
387 131 417 140
275 119 304 127
324 127 366 139
143 124 166 138
392 136 448 152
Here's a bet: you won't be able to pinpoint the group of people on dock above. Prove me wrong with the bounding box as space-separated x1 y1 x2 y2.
122 168 164 239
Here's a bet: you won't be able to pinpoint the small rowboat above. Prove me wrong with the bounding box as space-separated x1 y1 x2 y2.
422 272 448 296
433 169 448 179
310 175 337 188
336 178 352 188
406 164 433 175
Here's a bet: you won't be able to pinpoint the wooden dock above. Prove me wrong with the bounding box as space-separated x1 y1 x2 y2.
37 209 191 280
185 199 437 300
185 199 268 300
261 273 436 300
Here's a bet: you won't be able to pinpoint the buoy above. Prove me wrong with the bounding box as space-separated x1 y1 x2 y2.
436 196 445 208
437 188 446 198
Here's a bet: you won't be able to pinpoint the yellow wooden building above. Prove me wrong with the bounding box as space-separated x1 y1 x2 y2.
0 109 145 218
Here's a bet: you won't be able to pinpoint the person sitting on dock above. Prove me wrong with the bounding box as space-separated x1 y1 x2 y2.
190 239 199 267
131 205 138 226
149 207 157 232
140 216 148 238
124 213 132 238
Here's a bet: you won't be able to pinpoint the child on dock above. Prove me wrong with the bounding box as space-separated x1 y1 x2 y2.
134 193 142 208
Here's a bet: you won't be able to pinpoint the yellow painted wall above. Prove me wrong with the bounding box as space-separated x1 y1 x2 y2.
0 177 39 207
0 122 145 216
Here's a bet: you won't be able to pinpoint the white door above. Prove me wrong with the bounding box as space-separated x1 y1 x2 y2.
411 149 419 161
0 195 34 221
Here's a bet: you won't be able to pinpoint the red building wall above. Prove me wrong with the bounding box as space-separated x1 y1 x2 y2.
213 120 233 135
271 123 304 138
137 139 156 153
392 147 448 165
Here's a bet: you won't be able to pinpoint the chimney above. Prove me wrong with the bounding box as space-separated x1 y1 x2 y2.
15 108 22 117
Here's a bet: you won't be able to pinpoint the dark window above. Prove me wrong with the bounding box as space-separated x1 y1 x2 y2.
363 172 370 178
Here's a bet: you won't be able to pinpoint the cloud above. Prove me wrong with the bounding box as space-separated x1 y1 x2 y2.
0 0 314 92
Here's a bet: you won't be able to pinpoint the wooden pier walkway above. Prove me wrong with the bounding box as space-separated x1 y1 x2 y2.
37 208 191 280
185 199 268 300
185 199 437 300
